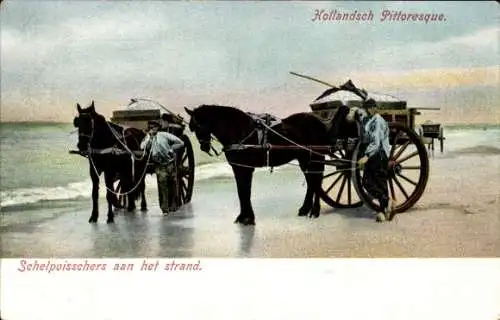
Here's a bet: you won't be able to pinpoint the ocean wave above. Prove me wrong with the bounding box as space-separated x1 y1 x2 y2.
0 181 92 208
0 162 257 208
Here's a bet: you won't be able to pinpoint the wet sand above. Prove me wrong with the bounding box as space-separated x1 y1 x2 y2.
2 151 499 258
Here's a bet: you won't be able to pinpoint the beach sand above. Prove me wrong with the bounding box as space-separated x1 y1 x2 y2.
2 149 499 258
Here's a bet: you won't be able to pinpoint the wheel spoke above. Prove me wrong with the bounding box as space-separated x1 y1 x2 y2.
393 140 410 161
331 152 342 160
182 153 188 163
338 149 345 158
324 170 341 179
390 131 403 158
393 175 409 200
401 165 421 170
180 185 187 203
396 173 418 186
397 150 419 164
388 178 396 201
347 173 352 205
336 174 347 202
326 173 344 194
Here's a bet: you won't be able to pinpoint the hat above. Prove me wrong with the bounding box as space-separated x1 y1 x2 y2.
147 120 161 128
362 98 377 109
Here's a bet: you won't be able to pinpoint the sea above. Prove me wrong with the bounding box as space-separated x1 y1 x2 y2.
1 122 499 211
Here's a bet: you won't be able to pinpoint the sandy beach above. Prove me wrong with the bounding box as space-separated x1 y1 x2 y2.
2 145 499 258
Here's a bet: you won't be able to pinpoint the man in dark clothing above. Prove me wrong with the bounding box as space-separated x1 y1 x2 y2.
140 120 184 214
356 98 395 222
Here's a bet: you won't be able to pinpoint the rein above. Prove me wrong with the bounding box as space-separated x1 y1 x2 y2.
83 117 154 197
193 115 358 173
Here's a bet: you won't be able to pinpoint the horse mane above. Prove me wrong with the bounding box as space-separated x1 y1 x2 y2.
195 104 254 125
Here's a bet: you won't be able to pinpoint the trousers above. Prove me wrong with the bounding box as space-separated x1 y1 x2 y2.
362 149 389 210
155 162 178 213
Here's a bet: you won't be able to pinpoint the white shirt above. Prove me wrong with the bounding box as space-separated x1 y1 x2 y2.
140 131 184 165
360 113 391 158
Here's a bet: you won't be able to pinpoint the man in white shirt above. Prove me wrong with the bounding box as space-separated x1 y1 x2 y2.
356 99 395 222
141 120 184 214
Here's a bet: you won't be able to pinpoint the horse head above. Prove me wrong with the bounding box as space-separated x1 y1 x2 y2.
74 100 106 151
185 106 214 155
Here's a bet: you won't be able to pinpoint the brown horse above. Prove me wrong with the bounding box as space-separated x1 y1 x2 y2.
73 101 149 223
185 105 335 225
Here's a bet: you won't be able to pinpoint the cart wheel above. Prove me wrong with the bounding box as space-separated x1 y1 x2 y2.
177 134 195 204
320 147 363 208
352 123 430 214
439 126 445 153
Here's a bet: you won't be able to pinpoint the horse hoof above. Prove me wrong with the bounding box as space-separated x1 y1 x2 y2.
88 217 97 223
234 217 255 225
299 206 311 217
106 218 114 224
140 207 148 212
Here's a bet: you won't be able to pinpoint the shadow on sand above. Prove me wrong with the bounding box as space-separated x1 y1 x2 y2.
320 206 375 220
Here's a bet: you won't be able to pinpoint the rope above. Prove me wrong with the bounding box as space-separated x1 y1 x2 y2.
106 121 147 161
257 120 357 164
226 159 359 174
86 118 153 197
88 146 153 196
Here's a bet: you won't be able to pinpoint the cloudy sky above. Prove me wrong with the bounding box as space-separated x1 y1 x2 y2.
1 1 498 123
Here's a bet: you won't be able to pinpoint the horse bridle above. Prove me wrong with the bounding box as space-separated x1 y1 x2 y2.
189 116 220 156
74 113 95 150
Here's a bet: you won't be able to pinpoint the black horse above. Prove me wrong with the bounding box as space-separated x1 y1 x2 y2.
185 104 338 225
73 101 149 223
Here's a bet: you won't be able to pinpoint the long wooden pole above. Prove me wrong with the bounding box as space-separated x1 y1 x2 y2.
289 71 338 88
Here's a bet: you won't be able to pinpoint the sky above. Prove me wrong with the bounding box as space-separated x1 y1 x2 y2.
1 1 499 124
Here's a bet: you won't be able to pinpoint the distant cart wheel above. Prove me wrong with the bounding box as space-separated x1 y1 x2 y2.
177 134 195 204
439 126 445 153
320 147 363 209
352 123 430 214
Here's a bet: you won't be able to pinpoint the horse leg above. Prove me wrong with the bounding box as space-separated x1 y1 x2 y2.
232 166 256 226
89 166 99 223
104 172 116 224
298 180 313 216
298 159 314 217
309 158 325 219
140 178 147 211
125 177 137 212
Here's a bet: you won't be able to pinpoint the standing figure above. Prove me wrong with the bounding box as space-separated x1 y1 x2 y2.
140 120 184 214
355 98 395 222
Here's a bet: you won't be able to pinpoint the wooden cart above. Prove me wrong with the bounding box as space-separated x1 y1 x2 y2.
308 84 439 213
110 98 195 208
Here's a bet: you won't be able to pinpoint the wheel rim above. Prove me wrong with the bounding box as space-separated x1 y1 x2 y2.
352 123 429 213
177 134 195 204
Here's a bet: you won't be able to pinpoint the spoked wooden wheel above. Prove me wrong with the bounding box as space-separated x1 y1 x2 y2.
177 134 195 205
320 147 363 208
352 123 429 214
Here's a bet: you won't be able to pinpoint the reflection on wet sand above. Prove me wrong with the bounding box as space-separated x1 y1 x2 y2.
2 150 500 258
238 226 255 257
158 205 195 257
